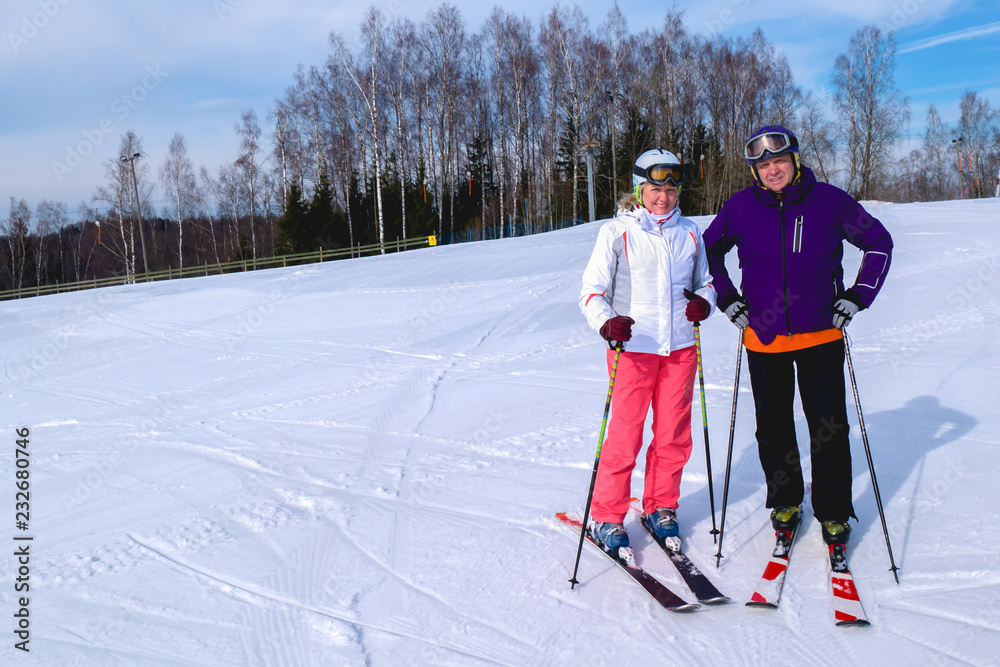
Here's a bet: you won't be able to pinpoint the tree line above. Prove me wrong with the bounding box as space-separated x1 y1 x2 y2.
3 3 999 292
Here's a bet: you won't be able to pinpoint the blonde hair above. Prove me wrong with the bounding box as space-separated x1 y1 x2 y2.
616 192 640 214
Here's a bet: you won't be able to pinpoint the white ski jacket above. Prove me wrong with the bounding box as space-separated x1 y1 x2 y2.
580 207 717 355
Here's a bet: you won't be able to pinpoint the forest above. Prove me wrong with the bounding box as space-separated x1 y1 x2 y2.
3 3 998 293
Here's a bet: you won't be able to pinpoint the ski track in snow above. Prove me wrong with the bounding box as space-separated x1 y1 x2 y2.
2 200 1000 665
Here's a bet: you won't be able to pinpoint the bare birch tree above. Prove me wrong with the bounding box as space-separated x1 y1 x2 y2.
921 104 950 200
235 109 263 259
385 17 417 239
831 25 909 199
602 2 630 205
798 92 837 183
322 60 363 250
485 9 510 234
700 31 773 209
334 9 387 251
423 5 465 237
538 17 564 226
768 53 803 127
215 162 244 259
545 5 605 224
194 166 222 265
465 37 491 235
271 102 295 211
4 198 30 290
160 133 198 268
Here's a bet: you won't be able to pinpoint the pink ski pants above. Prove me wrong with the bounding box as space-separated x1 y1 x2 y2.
590 346 698 522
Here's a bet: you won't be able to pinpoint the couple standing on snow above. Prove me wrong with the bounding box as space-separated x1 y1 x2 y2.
579 125 894 553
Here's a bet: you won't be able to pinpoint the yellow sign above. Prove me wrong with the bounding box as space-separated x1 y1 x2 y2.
428 235 437 246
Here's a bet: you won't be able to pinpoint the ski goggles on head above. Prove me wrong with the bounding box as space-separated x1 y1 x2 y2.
744 131 798 161
633 163 685 186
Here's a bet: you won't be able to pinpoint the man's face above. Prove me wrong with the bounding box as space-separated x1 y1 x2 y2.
755 153 795 193
642 183 678 215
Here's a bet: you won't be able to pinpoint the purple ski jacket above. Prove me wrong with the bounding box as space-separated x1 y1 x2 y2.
703 167 893 345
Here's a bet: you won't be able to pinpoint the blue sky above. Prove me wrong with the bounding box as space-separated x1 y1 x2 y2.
1 0 997 220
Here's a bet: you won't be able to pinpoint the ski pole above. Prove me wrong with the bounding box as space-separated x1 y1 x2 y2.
570 341 624 589
844 335 901 584
715 328 744 568
693 323 719 543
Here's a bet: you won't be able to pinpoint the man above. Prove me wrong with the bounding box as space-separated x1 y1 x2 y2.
702 125 893 544
579 148 715 556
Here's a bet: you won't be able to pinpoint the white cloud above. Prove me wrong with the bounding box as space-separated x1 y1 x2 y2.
906 77 1000 97
681 0 954 34
899 20 1000 53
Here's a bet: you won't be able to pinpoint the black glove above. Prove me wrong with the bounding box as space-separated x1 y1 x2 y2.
832 289 865 329
600 315 634 343
722 295 749 329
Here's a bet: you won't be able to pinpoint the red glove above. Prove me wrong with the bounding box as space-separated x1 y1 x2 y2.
684 289 710 323
600 315 634 343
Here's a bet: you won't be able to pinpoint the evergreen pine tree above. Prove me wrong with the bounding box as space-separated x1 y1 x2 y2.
275 182 307 254
307 170 336 250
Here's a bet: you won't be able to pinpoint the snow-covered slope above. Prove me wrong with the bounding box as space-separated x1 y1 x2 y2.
2 198 999 665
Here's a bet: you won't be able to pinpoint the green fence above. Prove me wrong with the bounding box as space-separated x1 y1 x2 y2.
0 236 434 302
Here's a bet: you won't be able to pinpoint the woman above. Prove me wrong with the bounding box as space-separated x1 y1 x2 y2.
579 148 716 554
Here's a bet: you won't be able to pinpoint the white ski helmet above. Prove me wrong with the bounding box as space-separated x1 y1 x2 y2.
632 149 685 204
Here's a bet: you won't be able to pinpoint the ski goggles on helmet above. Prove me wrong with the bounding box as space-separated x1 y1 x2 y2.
633 163 685 186
744 131 798 161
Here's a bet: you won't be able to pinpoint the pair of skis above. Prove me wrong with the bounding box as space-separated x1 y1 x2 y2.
746 526 870 626
556 502 729 613
560 506 870 625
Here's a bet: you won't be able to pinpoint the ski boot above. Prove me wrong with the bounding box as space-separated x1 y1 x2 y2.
770 505 801 533
643 507 681 552
591 521 630 550
821 519 851 545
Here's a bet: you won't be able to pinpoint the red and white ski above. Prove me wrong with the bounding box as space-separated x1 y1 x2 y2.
745 527 797 608
829 543 870 626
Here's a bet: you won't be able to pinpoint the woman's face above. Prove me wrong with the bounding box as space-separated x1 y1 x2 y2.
642 183 678 215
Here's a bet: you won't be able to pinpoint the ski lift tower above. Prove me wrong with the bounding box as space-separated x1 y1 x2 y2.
580 141 601 223
952 136 964 200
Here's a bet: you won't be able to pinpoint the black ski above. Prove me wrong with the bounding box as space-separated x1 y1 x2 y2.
630 502 729 604
556 512 700 612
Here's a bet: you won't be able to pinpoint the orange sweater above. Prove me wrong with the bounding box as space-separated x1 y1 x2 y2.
743 326 843 353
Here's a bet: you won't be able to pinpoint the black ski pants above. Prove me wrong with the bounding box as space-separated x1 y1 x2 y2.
745 339 855 522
